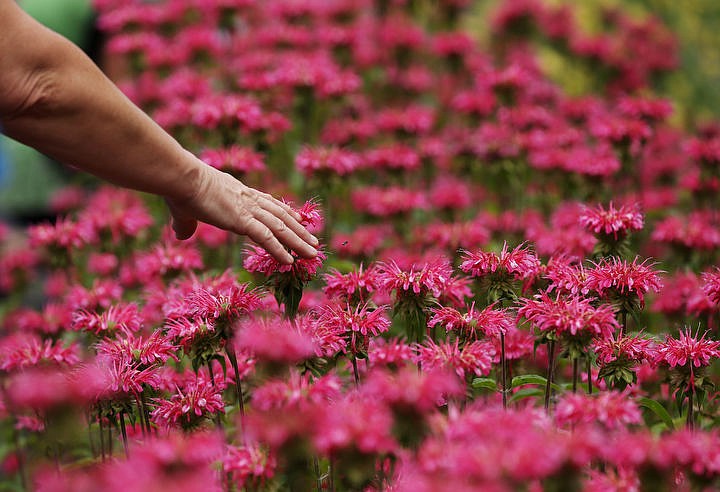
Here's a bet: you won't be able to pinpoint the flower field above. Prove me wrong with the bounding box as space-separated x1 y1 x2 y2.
3 0 720 490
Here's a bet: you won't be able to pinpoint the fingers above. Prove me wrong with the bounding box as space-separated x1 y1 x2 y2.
253 207 318 260
243 217 295 265
264 193 303 223
259 196 320 248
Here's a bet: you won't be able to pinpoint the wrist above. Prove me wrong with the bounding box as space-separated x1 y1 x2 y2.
165 149 210 205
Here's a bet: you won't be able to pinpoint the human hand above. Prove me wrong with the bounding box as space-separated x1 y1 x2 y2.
165 159 319 265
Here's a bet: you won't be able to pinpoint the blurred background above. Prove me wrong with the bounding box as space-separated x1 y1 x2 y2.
1 0 719 222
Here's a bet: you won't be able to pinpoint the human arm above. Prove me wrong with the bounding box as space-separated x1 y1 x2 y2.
0 0 317 264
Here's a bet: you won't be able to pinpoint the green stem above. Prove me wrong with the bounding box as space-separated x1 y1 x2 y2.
500 332 507 409
119 410 129 458
98 410 106 462
544 339 556 412
587 355 593 395
572 356 579 394
351 355 360 388
226 345 245 417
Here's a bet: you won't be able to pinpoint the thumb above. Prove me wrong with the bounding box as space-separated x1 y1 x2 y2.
172 213 198 240
167 200 198 240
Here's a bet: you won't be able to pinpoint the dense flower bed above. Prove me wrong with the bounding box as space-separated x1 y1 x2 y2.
2 0 720 490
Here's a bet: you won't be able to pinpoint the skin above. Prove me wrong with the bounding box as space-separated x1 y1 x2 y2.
0 0 318 264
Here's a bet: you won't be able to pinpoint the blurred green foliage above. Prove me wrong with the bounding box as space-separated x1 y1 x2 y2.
467 0 720 126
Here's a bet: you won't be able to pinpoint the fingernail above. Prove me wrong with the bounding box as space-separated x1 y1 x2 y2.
310 235 319 246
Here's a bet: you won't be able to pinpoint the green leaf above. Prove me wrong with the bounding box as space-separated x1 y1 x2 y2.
509 387 544 403
638 398 675 431
511 374 563 392
512 374 547 387
472 378 498 391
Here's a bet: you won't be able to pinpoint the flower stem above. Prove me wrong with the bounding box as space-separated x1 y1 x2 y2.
572 356 579 393
500 332 507 409
544 339 556 412
226 345 245 417
11 419 27 491
314 456 322 492
134 395 147 437
119 410 129 458
351 355 360 388
98 410 106 462
686 387 695 430
587 355 593 395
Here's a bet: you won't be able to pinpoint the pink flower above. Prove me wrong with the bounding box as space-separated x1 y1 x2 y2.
99 357 163 398
0 249 39 293
544 256 589 295
701 268 720 306
651 212 720 251
222 444 276 488
585 257 663 308
184 283 262 322
96 330 179 366
579 202 644 239
151 379 225 430
323 264 379 303
364 143 421 171
362 366 464 414
312 394 397 456
315 302 390 354
656 328 720 369
428 303 514 339
28 217 97 251
331 224 394 258
460 242 541 281
104 431 224 492
66 279 123 311
87 253 119 276
295 145 361 176
350 185 427 217
368 338 415 368
376 258 457 300
72 303 142 336
0 336 80 372
251 371 341 412
243 245 325 282
518 292 619 338
489 326 535 362
235 315 316 364
427 176 474 211
293 200 324 231
593 332 657 365
415 339 496 378
200 145 266 174
555 392 642 429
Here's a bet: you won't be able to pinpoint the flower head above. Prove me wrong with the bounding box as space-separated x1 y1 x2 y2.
555 392 642 430
579 202 644 240
518 291 619 339
428 302 514 340
585 257 663 309
235 315 316 364
415 339 496 379
656 328 720 369
460 242 541 281
323 264 379 304
151 379 225 430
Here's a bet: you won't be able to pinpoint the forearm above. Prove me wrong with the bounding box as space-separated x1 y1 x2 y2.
0 1 201 203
